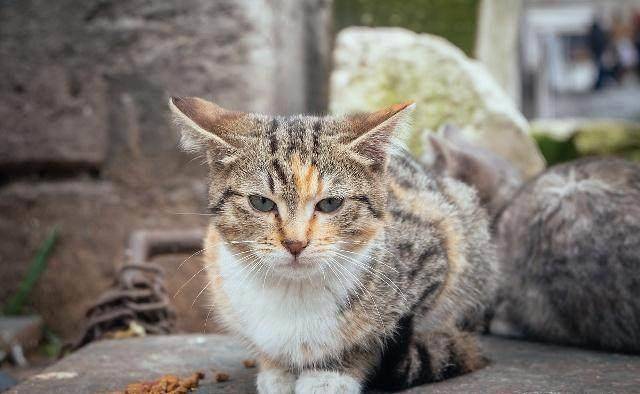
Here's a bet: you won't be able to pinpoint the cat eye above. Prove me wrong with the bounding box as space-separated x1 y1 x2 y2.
249 195 276 212
316 197 344 213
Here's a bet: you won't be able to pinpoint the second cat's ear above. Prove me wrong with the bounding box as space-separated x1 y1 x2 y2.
169 96 247 164
345 102 415 169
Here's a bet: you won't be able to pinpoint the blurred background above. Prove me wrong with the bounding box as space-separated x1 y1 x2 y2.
1 0 639 385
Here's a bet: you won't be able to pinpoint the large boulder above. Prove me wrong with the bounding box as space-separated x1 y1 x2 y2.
330 27 545 179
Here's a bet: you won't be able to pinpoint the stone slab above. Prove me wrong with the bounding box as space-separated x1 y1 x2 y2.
0 62 109 173
9 334 640 393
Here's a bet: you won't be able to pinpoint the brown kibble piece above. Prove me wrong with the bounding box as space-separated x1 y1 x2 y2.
181 372 204 389
242 359 256 368
215 372 230 382
121 371 204 393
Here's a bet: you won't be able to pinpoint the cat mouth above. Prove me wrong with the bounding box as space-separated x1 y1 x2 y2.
275 256 320 274
284 257 310 269
287 259 302 267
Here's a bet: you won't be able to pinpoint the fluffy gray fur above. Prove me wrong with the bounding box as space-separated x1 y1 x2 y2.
493 157 640 352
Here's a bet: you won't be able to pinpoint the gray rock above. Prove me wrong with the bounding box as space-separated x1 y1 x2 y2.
0 64 109 174
8 334 640 393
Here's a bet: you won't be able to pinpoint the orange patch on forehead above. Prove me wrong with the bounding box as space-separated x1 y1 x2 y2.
291 153 322 202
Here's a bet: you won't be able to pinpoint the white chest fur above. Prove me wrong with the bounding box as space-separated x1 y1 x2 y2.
214 244 363 368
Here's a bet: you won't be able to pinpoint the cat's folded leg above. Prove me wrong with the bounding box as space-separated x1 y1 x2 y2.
372 327 487 390
256 358 296 394
419 329 487 381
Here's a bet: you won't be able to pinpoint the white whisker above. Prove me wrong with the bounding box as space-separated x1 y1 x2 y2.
170 212 214 216
178 247 206 271
331 250 407 302
337 247 399 273
191 280 212 308
329 257 384 328
203 304 215 334
175 250 260 298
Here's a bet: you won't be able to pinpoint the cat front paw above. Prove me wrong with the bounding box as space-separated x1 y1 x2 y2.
257 369 296 394
295 371 361 394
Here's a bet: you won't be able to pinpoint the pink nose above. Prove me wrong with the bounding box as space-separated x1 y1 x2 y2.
283 239 308 256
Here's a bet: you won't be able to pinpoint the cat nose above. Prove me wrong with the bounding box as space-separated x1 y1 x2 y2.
283 239 308 256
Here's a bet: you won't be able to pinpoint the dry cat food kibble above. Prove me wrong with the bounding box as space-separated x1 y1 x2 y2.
214 372 230 382
242 359 256 368
115 372 204 394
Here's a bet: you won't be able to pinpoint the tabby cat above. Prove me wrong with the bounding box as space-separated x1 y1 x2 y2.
169 97 498 393
493 157 640 353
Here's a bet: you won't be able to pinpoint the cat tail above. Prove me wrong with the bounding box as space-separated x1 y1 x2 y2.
368 326 487 391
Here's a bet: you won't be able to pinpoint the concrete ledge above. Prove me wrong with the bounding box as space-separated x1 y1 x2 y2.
8 334 640 393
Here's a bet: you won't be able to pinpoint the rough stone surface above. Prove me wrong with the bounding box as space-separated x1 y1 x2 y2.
0 0 332 341
0 66 109 175
330 27 546 178
9 334 640 393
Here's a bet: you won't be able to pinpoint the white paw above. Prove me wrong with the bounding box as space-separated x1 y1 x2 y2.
257 369 296 394
295 371 361 394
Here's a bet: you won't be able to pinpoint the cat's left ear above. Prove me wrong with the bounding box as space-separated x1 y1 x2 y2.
345 102 415 169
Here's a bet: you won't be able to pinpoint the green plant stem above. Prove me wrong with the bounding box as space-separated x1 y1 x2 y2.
3 226 59 315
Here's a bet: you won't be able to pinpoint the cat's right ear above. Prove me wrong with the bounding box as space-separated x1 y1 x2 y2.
169 96 247 164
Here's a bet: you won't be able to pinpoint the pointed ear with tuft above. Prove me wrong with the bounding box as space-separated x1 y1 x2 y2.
345 102 415 170
168 96 248 165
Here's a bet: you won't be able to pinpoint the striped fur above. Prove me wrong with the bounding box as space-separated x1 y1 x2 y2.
170 97 498 392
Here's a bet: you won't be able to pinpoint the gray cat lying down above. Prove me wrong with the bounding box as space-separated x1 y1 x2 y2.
422 128 640 353
420 125 523 228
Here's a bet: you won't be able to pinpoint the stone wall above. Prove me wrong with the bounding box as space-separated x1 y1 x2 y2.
0 0 332 339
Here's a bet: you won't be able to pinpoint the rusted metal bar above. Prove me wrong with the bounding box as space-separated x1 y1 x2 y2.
126 229 204 264
70 228 205 351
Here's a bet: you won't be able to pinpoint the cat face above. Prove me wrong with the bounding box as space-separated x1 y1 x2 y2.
170 97 413 280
